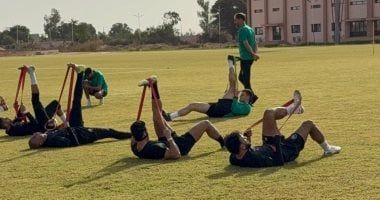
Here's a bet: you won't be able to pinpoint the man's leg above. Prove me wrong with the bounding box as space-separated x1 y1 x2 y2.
28 66 50 126
149 80 172 139
69 69 85 127
239 60 253 91
83 81 92 107
45 100 67 124
89 128 132 140
169 102 211 120
294 120 341 155
187 120 224 147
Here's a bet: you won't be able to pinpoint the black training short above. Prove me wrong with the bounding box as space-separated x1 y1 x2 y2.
206 99 233 117
159 132 196 156
280 133 305 162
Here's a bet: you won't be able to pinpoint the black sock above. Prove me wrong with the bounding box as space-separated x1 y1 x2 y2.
151 83 160 99
217 136 224 147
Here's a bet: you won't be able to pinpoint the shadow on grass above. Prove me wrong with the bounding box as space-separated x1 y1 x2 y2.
64 149 221 188
81 104 100 110
0 135 30 144
0 139 124 164
207 156 326 179
172 115 246 126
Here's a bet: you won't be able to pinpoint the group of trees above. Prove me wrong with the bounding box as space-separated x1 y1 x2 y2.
197 0 246 43
0 0 246 48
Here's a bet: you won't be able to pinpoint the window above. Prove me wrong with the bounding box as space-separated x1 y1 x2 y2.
375 0 380 3
375 20 380 36
255 27 264 35
291 6 301 10
350 0 367 5
273 8 280 12
331 23 342 31
254 9 263 13
311 24 321 32
350 21 367 37
272 26 282 41
311 4 321 8
291 25 301 33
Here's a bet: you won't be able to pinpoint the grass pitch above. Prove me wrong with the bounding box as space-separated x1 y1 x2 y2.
0 45 379 199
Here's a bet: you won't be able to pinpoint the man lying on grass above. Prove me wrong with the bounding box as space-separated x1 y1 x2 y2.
28 64 131 149
130 76 225 159
0 66 67 136
163 56 254 121
224 90 341 167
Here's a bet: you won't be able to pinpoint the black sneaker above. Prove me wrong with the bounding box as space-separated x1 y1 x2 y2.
250 94 259 105
227 55 236 66
162 110 172 122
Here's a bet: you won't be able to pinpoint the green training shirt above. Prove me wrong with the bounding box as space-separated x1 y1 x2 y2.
225 98 252 117
90 70 108 92
237 24 256 61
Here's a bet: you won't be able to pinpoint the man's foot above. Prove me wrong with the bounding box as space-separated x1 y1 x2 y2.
251 94 259 105
291 90 303 114
27 65 35 74
99 98 104 105
227 55 236 66
324 145 341 156
137 75 158 87
74 65 85 73
0 96 8 111
86 99 91 107
162 110 172 122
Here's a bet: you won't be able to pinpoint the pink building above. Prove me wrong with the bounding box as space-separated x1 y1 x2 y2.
247 0 380 44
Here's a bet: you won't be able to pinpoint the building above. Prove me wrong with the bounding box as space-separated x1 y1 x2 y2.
247 0 380 44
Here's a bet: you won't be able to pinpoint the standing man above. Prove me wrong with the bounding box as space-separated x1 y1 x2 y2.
234 13 259 104
81 66 108 107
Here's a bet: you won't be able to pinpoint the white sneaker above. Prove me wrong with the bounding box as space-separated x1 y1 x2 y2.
137 75 157 87
99 98 104 105
87 100 91 107
28 65 36 73
324 145 341 156
291 90 303 114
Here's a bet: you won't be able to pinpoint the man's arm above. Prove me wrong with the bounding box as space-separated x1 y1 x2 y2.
243 40 260 60
45 137 73 148
19 104 37 124
163 130 181 159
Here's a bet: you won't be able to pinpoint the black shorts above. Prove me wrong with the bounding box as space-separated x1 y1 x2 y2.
280 133 305 162
159 132 196 156
206 99 233 117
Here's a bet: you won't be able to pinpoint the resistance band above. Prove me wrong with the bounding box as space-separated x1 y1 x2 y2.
14 65 28 122
136 85 147 121
246 98 294 131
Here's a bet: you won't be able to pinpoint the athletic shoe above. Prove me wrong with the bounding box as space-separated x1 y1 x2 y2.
162 111 172 122
227 55 236 66
291 90 302 114
74 65 85 73
86 100 91 107
0 96 7 111
28 65 36 74
138 75 157 87
324 145 341 156
250 94 259 105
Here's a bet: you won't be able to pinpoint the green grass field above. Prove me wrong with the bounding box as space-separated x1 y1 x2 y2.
0 45 379 199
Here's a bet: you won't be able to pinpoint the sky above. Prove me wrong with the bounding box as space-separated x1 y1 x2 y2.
0 0 217 35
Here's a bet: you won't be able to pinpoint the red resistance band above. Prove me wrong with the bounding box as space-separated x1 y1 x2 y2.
247 98 295 130
14 66 28 122
54 65 76 125
136 85 147 121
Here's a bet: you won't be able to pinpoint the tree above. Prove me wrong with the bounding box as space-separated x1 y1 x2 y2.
8 25 30 43
163 11 181 26
108 23 134 45
58 19 78 41
211 0 247 37
197 0 214 41
0 34 15 45
44 8 61 40
76 22 97 43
